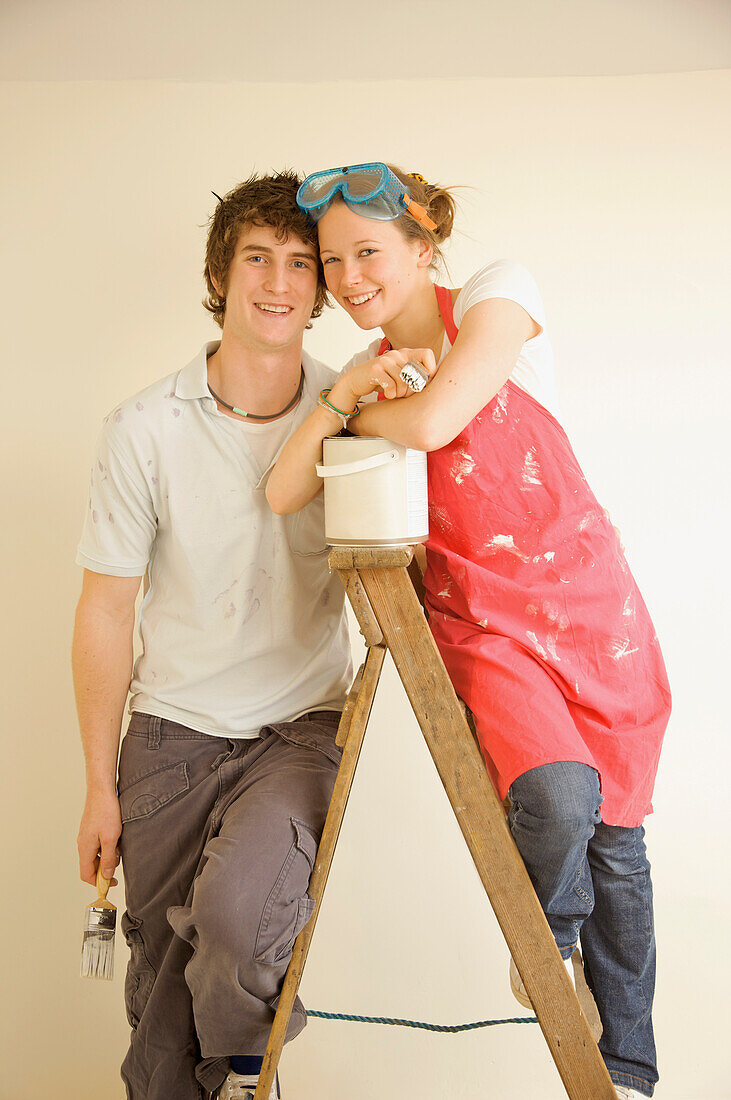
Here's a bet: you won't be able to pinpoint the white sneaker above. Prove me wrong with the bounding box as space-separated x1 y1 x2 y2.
614 1087 641 1099
509 948 603 1041
216 1070 280 1100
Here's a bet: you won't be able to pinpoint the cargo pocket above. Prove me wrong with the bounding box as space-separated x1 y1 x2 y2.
254 818 318 965
121 913 156 1030
118 761 189 823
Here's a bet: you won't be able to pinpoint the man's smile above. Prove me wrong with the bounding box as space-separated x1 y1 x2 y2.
255 302 293 314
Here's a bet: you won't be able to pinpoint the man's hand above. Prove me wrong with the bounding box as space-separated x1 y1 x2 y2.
78 785 122 887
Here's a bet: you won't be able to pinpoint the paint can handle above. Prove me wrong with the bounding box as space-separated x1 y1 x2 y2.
316 450 400 478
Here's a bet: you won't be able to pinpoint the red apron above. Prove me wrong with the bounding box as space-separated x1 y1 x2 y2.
379 285 671 826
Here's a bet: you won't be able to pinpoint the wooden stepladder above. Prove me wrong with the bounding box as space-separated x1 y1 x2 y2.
254 547 616 1100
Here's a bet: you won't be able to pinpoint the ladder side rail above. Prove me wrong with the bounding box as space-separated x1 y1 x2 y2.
255 644 387 1100
358 562 616 1100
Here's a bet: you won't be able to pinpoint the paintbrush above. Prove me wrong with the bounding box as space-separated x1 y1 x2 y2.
80 867 116 980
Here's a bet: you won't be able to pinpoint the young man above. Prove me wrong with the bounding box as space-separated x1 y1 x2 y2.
73 171 352 1100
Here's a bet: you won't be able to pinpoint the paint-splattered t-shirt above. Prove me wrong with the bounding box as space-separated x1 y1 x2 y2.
76 342 352 738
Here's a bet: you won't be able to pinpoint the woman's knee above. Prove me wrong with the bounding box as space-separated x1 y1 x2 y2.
509 761 602 843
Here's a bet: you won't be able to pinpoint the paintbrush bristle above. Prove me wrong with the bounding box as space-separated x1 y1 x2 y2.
80 904 116 981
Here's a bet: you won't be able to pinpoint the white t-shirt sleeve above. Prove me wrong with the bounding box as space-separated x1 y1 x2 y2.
340 338 383 373
76 416 157 577
453 259 545 332
452 260 562 422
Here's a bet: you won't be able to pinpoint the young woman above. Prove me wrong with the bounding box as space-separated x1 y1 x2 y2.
267 163 670 1100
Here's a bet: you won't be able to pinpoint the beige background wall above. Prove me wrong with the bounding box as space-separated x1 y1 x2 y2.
1 61 729 1100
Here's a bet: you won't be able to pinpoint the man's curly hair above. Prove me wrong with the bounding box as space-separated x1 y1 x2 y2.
203 169 327 329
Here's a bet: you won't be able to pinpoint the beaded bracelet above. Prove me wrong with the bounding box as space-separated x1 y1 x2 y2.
318 388 360 430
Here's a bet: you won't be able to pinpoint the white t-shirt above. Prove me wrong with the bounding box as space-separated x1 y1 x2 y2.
344 259 562 423
239 406 300 474
76 342 352 738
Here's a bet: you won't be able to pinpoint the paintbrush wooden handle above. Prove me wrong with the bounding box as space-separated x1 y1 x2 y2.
95 866 113 902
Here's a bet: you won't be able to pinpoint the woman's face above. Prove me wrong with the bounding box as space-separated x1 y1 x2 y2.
317 200 431 330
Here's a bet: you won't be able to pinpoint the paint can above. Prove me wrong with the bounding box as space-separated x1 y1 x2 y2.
316 436 428 547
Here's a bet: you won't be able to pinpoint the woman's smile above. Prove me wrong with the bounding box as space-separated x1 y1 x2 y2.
344 289 381 308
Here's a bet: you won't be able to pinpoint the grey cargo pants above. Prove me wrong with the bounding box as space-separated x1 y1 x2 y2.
117 709 342 1100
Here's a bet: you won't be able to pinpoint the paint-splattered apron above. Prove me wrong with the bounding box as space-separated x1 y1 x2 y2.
379 285 670 826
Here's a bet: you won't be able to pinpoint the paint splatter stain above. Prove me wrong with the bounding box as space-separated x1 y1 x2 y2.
526 631 548 660
108 513 114 524
438 578 453 600
484 534 530 563
429 504 454 533
92 510 98 523
321 587 331 607
240 592 260 628
136 402 144 411
520 447 541 490
492 386 509 423
172 408 180 418
97 461 104 473
451 446 476 485
213 579 239 605
151 476 158 485
113 409 123 423
609 639 638 660
525 600 570 662
224 603 236 620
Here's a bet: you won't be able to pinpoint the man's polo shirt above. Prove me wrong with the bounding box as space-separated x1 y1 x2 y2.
76 342 352 738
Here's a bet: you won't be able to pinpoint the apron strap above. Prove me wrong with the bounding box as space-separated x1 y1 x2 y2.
377 284 459 358
434 284 459 344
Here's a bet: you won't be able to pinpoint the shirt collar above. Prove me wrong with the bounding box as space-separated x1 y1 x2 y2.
175 341 320 410
175 341 220 401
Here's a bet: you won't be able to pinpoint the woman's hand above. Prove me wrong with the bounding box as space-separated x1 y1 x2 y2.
329 347 437 410
350 298 537 452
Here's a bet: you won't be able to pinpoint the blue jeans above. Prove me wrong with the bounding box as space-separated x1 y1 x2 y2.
508 761 658 1097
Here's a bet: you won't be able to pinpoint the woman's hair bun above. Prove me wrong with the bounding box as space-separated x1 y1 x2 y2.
422 182 456 243
387 165 457 264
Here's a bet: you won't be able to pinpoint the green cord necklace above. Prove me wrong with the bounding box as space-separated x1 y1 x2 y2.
208 367 304 420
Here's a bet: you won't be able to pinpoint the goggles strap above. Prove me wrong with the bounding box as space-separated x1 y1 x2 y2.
402 194 438 231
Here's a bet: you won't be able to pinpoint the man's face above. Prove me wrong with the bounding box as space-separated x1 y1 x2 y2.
219 224 319 353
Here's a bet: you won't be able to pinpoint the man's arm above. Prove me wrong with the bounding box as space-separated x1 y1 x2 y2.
73 568 142 886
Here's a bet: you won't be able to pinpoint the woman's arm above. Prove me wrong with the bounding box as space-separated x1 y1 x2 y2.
266 347 437 513
352 297 539 451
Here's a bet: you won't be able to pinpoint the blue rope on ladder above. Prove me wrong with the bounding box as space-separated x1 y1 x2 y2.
306 1010 538 1033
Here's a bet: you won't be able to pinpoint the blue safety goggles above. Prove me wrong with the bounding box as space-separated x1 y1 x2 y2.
297 162 436 230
